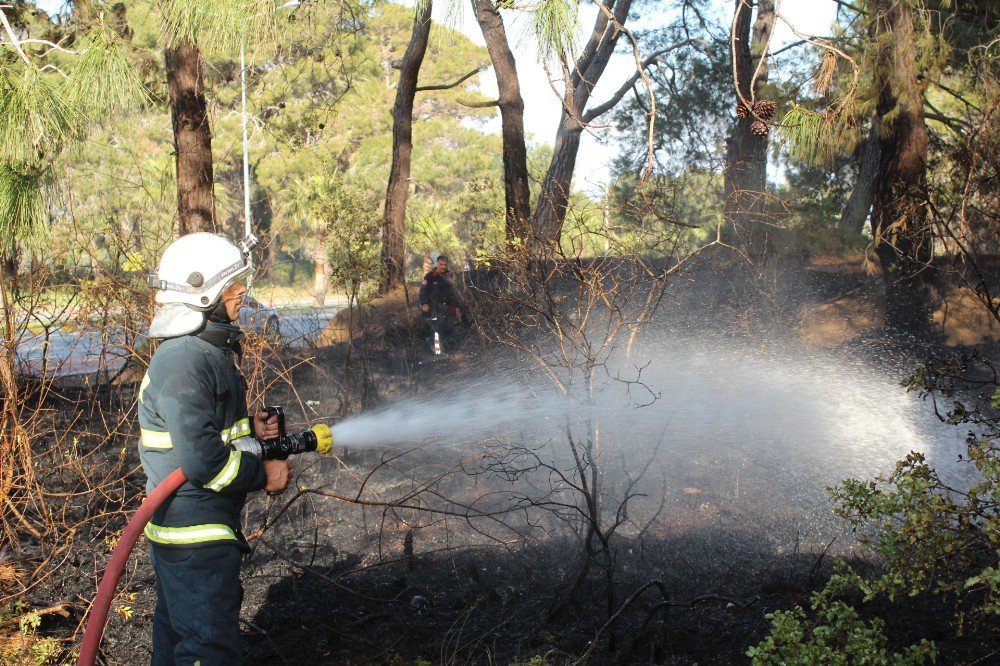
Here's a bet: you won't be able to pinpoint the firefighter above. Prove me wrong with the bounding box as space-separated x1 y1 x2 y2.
139 232 291 665
419 253 462 350
419 253 461 319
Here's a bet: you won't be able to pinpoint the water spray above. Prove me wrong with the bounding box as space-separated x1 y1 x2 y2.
77 406 334 666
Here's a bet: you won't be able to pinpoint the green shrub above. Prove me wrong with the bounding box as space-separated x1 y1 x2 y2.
829 357 1000 629
747 578 936 665
752 355 1000 663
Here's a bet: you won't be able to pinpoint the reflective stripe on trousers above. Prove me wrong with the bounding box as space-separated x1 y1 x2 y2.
144 522 238 546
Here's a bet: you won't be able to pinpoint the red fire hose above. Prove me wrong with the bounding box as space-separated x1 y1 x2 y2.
76 419 332 664
77 468 187 666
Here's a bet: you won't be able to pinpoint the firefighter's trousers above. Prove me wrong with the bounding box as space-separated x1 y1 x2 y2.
150 543 243 665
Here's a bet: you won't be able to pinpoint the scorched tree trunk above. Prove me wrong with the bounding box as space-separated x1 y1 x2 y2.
380 0 432 294
166 42 216 236
472 0 532 247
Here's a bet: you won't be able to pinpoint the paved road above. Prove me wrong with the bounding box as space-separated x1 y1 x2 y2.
14 306 343 378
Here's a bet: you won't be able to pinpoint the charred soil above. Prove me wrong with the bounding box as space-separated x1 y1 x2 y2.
5 253 1000 665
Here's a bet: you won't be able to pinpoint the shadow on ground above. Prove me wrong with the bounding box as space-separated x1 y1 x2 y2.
239 526 995 665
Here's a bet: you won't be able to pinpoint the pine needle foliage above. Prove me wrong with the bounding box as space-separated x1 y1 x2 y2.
66 25 151 118
158 0 278 55
0 164 44 256
779 104 861 165
0 64 79 164
1 9 149 249
531 0 580 60
814 51 837 95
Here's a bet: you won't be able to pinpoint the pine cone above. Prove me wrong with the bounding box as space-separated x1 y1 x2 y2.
754 100 777 121
751 120 770 137
735 102 750 118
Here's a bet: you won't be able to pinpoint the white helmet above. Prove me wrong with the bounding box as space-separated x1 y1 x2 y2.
148 233 256 310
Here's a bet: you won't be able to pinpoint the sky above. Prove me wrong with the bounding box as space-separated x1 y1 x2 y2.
440 0 840 192
34 0 839 192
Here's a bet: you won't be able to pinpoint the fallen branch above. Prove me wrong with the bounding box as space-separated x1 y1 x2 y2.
1 602 72 628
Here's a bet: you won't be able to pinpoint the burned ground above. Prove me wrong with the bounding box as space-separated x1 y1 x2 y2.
5 254 1000 664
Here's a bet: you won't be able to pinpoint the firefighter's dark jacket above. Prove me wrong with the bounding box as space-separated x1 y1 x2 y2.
138 321 267 549
419 269 459 310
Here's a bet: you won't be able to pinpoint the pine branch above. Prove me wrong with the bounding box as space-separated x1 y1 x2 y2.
160 0 277 55
583 39 696 122
456 98 499 108
924 111 966 132
831 0 867 16
0 164 45 252
533 0 581 61
929 79 981 112
770 36 840 58
415 66 485 92
65 26 150 117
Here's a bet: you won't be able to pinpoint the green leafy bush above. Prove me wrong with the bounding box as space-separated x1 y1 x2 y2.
829 356 1000 629
747 578 935 665
752 355 1000 662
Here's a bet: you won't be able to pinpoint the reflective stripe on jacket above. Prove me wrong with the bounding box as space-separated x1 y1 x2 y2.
138 322 267 548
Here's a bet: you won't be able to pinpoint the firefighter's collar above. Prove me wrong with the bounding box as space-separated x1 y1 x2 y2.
197 322 244 351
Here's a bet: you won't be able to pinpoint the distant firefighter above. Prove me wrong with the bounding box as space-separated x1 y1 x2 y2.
419 253 462 352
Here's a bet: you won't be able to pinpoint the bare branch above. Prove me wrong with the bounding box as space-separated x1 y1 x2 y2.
583 39 696 122
0 8 34 67
456 98 499 108
748 0 778 98
415 65 486 92
18 37 78 56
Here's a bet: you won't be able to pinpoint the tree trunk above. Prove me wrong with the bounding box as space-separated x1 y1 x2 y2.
251 179 276 283
839 122 881 236
871 0 932 331
380 0 432 294
166 42 216 236
535 129 582 246
471 0 531 247
313 225 329 307
723 0 774 257
534 0 634 247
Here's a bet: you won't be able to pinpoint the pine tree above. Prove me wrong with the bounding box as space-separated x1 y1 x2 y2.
723 0 775 258
157 0 276 236
380 0 432 293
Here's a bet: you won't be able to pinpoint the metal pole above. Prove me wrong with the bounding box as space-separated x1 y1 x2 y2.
241 41 253 290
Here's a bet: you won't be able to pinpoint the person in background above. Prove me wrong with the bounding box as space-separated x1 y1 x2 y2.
419 253 462 350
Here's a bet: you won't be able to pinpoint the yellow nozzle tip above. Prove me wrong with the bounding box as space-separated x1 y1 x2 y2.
312 423 333 455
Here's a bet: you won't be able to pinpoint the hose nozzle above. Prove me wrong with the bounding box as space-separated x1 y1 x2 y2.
311 423 333 454
254 406 335 460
